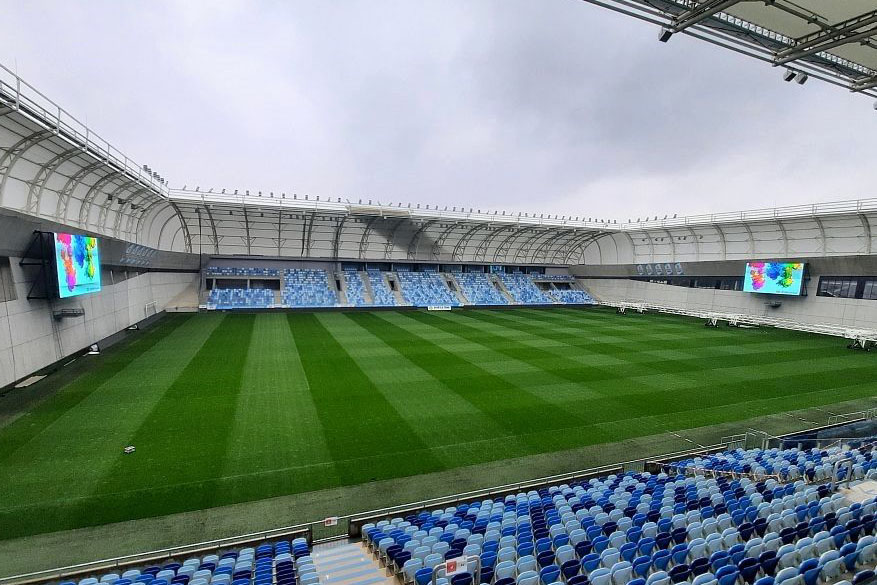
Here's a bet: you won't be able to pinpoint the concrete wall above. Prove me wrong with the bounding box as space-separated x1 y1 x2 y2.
0 258 197 387
581 278 877 329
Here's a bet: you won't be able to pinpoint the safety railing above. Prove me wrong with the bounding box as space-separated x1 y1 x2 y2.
828 408 877 426
831 458 854 492
0 442 729 585
0 63 168 199
0 526 311 585
5 410 874 585
663 464 783 484
598 299 877 344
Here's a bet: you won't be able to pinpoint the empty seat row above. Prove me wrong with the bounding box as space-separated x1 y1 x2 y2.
500 274 552 305
551 290 596 305
207 288 274 309
64 538 314 585
456 273 508 306
397 272 462 307
205 267 280 277
364 445 877 585
283 269 337 307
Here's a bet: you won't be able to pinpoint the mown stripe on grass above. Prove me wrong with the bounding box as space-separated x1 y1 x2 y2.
416 310 645 417
0 314 189 461
289 312 443 485
74 314 256 524
316 312 531 467
462 310 851 383
220 313 339 494
352 311 585 442
0 313 227 537
474 307 826 365
460 310 877 420
0 314 220 504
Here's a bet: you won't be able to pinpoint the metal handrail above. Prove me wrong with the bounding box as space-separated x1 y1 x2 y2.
831 458 854 492
0 443 727 585
0 526 311 585
4 408 874 585
169 187 877 234
600 300 877 344
0 63 168 199
665 464 782 484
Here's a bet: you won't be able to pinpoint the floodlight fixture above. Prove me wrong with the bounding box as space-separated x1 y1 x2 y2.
783 69 796 82
795 72 808 85
658 27 673 42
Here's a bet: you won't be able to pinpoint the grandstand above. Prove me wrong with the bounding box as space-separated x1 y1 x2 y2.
344 270 369 307
456 273 509 306
282 269 338 308
396 271 462 308
4 6 877 585
368 269 400 307
500 273 554 305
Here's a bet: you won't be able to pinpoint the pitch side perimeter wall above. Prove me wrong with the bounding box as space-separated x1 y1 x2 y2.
0 209 198 388
575 255 877 329
0 264 196 388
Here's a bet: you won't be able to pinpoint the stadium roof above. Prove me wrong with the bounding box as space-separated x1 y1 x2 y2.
2 41 877 264
582 0 877 98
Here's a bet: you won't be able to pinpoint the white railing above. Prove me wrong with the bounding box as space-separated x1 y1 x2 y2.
168 188 620 231
0 63 168 199
617 198 877 231
4 406 873 585
599 299 877 343
170 188 877 235
0 525 311 585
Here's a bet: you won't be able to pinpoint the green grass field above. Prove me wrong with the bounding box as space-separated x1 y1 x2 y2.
1 306 876 540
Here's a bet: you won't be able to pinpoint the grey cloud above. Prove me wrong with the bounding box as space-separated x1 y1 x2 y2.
2 0 875 222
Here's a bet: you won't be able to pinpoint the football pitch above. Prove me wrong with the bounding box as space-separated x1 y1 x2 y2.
1 306 876 540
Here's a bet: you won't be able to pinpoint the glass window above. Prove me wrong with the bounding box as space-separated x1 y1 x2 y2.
864 281 877 300
818 277 858 298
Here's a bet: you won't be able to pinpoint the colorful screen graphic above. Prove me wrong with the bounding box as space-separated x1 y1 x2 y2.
54 233 101 298
743 262 805 296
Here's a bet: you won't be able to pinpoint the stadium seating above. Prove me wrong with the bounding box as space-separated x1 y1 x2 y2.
500 274 553 304
397 271 462 307
364 444 877 585
344 270 368 306
552 289 596 305
206 267 280 277
60 538 314 585
671 446 875 484
456 273 508 306
207 288 274 309
368 270 398 306
282 269 337 308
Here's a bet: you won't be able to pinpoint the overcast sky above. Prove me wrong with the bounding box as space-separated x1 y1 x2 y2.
2 0 875 221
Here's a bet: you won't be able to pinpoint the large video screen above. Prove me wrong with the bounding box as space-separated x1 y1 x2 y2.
54 233 101 298
743 262 805 295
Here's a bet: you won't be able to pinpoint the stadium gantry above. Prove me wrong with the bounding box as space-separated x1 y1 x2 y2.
578 1 877 102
